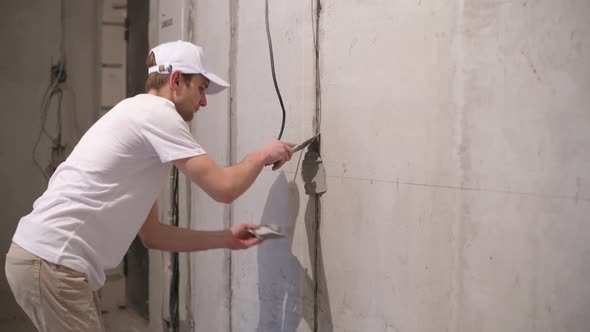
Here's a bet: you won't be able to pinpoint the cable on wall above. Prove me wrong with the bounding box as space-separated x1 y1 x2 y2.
265 0 286 140
33 0 80 180
170 167 180 332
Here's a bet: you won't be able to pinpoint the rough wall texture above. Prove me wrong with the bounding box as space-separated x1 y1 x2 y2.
190 1 234 331
164 0 590 331
0 0 99 326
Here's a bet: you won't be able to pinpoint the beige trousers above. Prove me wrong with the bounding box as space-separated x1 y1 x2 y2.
5 243 104 332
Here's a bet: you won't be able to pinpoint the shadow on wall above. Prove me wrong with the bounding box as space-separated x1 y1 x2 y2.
256 173 333 332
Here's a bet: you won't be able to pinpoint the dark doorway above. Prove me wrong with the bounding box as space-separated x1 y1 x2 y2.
125 0 150 321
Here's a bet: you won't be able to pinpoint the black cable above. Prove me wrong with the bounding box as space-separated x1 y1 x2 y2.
33 84 56 180
34 83 66 180
56 88 63 147
33 0 68 180
170 167 180 332
265 0 286 140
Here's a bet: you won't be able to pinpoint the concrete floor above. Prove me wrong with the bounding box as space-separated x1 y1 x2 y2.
0 307 152 332
103 307 153 332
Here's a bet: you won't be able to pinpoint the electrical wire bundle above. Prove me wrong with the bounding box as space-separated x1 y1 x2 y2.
33 0 80 180
33 60 66 180
169 167 180 332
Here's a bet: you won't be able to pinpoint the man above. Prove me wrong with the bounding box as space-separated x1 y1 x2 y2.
5 40 294 331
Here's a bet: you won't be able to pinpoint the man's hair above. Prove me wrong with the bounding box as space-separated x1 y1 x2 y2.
145 52 194 92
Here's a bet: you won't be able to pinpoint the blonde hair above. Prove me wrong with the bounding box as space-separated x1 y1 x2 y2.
145 52 194 92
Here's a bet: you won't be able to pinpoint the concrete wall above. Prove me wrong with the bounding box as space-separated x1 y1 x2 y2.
0 0 100 327
186 1 317 331
154 0 590 331
189 1 234 331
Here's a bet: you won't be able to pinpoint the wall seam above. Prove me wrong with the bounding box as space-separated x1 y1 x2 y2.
185 2 196 329
228 0 239 331
312 1 322 331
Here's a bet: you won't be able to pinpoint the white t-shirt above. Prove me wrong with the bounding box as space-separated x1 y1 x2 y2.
13 94 206 290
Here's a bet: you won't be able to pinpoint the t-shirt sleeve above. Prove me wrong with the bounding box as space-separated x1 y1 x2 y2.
140 108 206 163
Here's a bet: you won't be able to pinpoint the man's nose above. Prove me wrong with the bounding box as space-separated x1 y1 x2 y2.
200 94 207 107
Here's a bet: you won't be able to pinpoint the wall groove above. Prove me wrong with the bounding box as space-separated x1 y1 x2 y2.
312 1 322 331
228 0 239 331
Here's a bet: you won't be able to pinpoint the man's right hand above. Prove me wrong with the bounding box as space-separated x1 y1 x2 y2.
174 140 295 204
258 140 295 171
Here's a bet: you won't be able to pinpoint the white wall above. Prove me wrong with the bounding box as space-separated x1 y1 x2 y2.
154 0 590 331
228 1 317 331
186 1 317 331
0 0 100 327
189 1 234 331
322 1 590 330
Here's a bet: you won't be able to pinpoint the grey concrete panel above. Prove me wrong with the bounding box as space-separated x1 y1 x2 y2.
456 192 590 332
228 0 318 331
320 0 459 188
189 1 234 331
147 0 590 331
459 0 590 198
317 0 590 331
232 171 316 332
320 177 456 331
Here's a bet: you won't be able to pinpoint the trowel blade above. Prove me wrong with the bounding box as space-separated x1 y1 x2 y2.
248 225 285 240
293 134 320 153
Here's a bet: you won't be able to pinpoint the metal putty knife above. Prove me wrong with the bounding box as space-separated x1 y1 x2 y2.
293 134 320 153
248 225 286 240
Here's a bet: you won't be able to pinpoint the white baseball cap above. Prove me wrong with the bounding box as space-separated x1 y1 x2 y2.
147 40 229 95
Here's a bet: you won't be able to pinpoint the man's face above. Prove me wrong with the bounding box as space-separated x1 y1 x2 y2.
172 74 209 121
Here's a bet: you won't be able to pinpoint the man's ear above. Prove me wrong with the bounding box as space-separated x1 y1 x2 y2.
169 70 182 90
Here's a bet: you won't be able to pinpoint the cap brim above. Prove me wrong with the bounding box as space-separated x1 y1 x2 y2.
202 72 230 95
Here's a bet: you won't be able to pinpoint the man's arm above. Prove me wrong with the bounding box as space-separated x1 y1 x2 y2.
173 140 293 204
138 203 260 251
